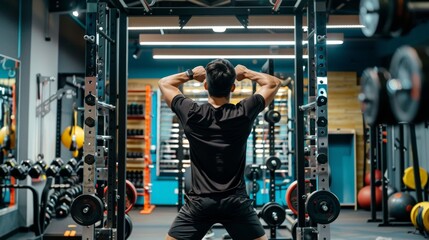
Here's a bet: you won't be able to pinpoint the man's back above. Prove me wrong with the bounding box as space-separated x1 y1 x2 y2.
171 94 265 196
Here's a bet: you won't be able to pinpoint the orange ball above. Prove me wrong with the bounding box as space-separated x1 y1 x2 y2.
358 185 382 210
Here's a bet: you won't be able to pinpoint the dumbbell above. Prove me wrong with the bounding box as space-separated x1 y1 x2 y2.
0 159 17 177
59 158 79 177
55 188 78 218
28 159 47 178
47 190 63 213
65 175 81 185
359 0 429 37
44 207 53 227
10 159 34 180
46 158 65 177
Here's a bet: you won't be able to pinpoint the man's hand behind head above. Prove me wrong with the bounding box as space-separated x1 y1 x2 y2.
193 66 206 83
235 64 247 81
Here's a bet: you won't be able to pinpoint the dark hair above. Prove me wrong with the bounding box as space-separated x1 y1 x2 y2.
205 59 236 98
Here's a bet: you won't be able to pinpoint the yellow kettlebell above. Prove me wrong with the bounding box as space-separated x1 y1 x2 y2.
0 124 16 150
61 109 84 150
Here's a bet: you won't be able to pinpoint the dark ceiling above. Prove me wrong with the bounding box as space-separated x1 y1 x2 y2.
49 0 359 15
115 0 359 14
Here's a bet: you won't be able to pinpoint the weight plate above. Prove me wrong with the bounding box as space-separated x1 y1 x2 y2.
388 46 429 123
402 166 428 190
264 110 281 123
244 164 262 180
125 214 133 239
306 190 341 224
422 202 429 232
104 180 138 214
260 202 286 227
70 194 103 226
359 0 390 37
359 67 396 125
285 180 312 216
265 156 281 171
410 202 423 227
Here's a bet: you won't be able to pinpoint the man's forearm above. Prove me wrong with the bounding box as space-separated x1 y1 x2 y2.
243 69 280 89
158 72 189 89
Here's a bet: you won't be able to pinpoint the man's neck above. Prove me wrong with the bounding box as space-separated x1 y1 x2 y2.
208 95 230 108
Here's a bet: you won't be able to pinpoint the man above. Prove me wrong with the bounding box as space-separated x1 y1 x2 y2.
158 59 281 240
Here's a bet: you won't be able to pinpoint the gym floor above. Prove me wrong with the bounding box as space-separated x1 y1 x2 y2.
6 207 425 240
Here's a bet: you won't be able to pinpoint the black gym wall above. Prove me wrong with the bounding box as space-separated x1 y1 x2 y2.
58 15 85 74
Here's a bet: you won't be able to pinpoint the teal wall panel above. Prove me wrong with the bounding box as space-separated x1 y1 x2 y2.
329 133 356 206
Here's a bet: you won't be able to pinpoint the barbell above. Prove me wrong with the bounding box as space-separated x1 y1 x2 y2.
359 67 396 126
359 46 429 124
360 0 429 37
387 45 429 123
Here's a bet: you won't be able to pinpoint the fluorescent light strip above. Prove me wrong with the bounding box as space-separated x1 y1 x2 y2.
326 24 365 29
247 26 295 29
140 40 343 46
129 25 364 31
153 55 309 59
129 26 181 30
182 26 245 30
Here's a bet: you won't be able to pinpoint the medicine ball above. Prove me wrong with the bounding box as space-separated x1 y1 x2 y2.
388 192 416 221
358 185 382 210
61 126 84 150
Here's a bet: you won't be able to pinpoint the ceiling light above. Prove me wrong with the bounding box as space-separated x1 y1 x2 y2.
72 10 79 17
152 49 309 60
139 33 343 46
129 15 363 31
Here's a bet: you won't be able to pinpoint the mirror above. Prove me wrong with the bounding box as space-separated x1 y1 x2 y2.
0 54 19 210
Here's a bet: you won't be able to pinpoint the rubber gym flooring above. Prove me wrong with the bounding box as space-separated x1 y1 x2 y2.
6 207 426 240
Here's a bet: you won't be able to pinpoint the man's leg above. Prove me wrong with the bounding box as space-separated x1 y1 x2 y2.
167 201 213 240
221 196 267 240
254 235 269 240
165 234 177 240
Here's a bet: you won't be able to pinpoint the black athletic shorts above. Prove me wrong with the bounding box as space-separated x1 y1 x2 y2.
168 194 265 240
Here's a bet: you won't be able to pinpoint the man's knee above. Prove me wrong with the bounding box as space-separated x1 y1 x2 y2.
254 234 268 240
165 234 177 240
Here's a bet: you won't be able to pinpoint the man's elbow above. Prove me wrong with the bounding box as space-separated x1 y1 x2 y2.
158 77 166 87
270 77 281 89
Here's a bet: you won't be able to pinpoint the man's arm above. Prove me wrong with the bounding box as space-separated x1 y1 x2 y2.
158 66 206 108
235 64 281 107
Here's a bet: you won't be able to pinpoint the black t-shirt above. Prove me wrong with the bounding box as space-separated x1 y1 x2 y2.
171 94 265 197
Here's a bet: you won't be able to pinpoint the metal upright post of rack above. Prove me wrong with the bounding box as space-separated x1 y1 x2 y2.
107 5 119 230
313 0 331 239
294 0 338 239
81 1 98 239
70 1 122 239
117 8 128 240
293 2 306 238
266 59 277 239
